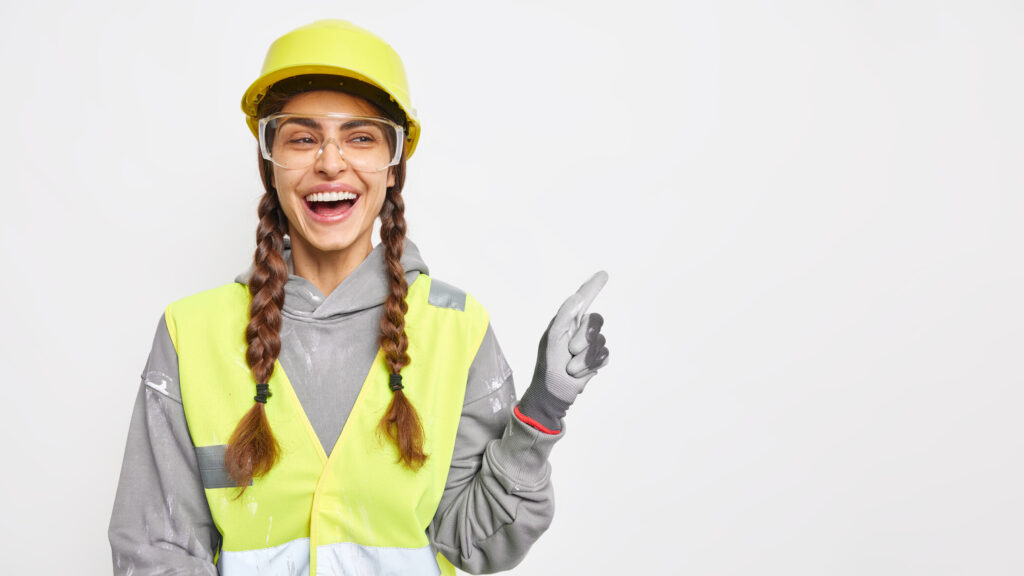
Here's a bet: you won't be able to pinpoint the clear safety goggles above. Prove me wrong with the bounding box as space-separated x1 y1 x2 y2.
258 113 405 172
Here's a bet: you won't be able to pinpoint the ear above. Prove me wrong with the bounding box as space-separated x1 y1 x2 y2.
387 167 395 189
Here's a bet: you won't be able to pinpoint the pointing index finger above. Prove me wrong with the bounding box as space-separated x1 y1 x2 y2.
551 271 609 335
575 270 609 319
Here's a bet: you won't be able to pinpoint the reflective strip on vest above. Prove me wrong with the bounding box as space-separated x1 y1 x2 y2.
166 274 486 576
316 543 440 576
218 538 310 575
216 538 442 576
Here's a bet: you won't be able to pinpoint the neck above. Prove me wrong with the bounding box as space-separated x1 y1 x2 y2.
289 234 374 298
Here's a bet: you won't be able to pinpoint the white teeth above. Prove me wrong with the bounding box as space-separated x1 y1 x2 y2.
305 191 358 202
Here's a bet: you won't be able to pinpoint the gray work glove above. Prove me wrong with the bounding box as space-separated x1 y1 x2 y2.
518 271 610 431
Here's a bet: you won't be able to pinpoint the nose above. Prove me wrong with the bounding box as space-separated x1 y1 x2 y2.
314 138 348 175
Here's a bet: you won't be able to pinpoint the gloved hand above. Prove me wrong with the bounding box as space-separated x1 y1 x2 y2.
518 271 610 432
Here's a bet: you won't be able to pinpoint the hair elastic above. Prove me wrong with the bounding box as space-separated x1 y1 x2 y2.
255 383 271 404
389 373 404 392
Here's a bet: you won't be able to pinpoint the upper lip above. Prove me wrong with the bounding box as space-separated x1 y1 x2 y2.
306 183 360 195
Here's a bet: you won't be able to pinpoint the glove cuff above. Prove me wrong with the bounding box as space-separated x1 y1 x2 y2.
518 379 573 432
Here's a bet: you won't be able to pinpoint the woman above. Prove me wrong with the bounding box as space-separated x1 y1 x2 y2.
109 19 609 576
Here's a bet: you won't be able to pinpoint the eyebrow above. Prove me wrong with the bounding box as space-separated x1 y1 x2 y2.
279 117 382 131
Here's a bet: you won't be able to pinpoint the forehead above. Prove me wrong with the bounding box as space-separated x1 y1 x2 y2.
280 90 382 117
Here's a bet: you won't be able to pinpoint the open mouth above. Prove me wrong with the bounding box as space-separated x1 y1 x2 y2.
303 191 359 221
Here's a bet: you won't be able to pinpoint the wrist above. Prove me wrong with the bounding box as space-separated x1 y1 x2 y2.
517 381 572 432
514 405 561 435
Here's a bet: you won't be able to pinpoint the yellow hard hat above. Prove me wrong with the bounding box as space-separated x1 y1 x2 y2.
241 19 421 159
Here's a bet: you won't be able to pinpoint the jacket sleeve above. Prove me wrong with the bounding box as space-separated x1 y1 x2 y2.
429 322 563 574
108 313 221 576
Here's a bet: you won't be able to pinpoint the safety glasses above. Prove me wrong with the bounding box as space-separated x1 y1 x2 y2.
258 113 405 172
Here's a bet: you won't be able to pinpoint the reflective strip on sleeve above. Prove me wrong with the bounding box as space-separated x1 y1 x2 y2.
195 445 251 489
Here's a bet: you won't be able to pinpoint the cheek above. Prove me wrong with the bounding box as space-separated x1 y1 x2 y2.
273 171 301 203
362 175 392 215
369 191 388 217
272 165 303 192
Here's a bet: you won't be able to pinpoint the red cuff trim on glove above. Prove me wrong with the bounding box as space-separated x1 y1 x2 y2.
514 405 562 435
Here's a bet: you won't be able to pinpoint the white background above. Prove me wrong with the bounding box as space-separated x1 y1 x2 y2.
1 0 1022 574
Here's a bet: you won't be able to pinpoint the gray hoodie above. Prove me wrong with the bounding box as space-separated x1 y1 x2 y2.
108 236 563 575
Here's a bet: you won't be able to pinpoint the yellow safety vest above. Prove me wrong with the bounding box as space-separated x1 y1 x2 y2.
165 274 489 576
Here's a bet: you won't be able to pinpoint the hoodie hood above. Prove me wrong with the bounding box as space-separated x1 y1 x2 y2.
234 235 429 321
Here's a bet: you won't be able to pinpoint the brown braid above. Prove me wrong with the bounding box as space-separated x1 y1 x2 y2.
222 85 304 491
224 172 287 491
377 161 427 470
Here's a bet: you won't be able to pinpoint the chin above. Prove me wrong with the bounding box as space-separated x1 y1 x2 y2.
312 238 358 253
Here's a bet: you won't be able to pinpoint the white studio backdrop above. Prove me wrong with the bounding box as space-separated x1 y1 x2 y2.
1 0 1022 574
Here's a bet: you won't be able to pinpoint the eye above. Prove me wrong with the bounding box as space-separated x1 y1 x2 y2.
347 133 378 146
284 134 319 148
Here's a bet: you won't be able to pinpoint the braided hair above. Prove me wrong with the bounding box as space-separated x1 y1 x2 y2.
224 80 423 490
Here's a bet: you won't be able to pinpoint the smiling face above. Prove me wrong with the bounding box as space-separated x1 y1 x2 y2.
270 90 396 262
